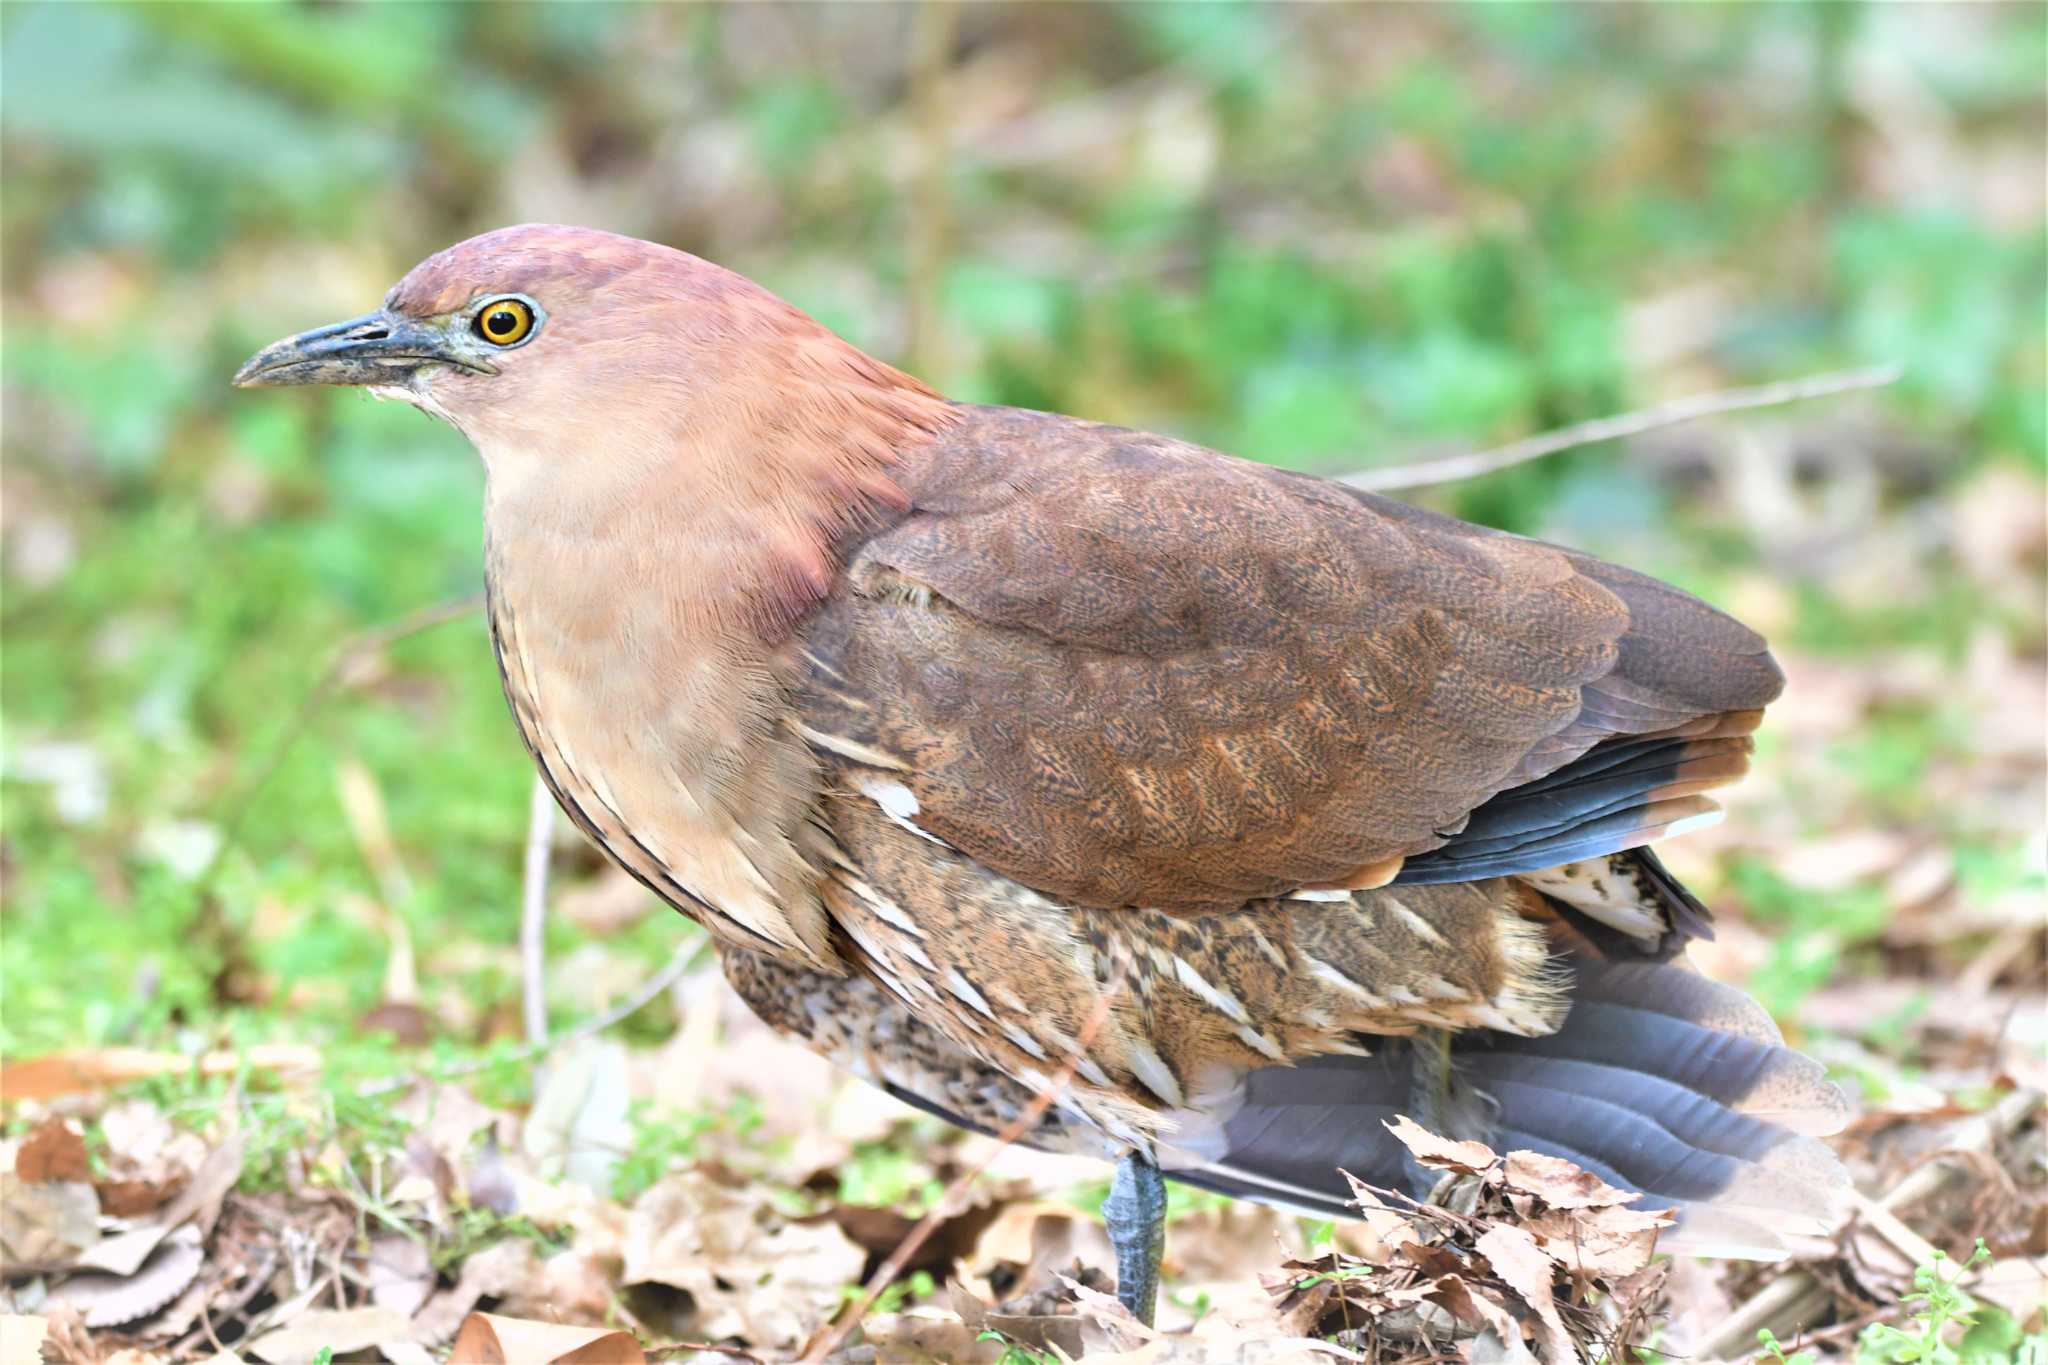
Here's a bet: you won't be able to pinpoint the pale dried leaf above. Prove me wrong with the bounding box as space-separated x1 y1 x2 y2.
73 1223 176 1277
1474 1224 1577 1365
412 1238 541 1344
1521 1206 1668 1280
369 1234 435 1317
1057 1271 1162 1345
1501 1151 1643 1210
0 1316 50 1363
1384 1115 1498 1176
494 1249 618 1326
623 1170 866 1350
47 1225 204 1328
1970 1254 2048 1325
449 1311 645 1364
245 1306 414 1363
159 1134 245 1239
524 1039 632 1194
0 1176 99 1267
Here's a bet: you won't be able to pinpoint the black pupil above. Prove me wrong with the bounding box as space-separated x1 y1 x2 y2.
487 309 517 336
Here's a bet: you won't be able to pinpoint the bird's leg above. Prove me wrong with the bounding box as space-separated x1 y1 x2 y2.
1409 1026 1488 1215
1103 1150 1166 1326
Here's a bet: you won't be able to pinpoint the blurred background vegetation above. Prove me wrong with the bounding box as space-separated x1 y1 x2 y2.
2 0 2042 1120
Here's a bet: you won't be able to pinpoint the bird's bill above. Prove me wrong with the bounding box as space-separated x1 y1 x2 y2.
232 310 495 388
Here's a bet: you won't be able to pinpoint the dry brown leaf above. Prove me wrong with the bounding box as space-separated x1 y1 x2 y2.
244 1305 415 1363
623 1170 866 1350
1500 1151 1639 1210
161 1132 244 1239
47 1225 205 1329
1519 1206 1669 1281
1057 1271 1162 1349
0 1174 100 1267
523 1039 632 1194
1971 1254 2048 1326
1384 1114 1498 1176
17 1118 92 1183
448 1311 645 1364
412 1237 542 1344
492 1248 619 1327
368 1234 436 1317
1474 1224 1577 1365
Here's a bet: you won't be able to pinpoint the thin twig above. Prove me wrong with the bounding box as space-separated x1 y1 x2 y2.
195 594 484 895
361 935 709 1099
1340 363 1903 493
520 775 556 1046
799 959 1132 1363
553 935 706 1052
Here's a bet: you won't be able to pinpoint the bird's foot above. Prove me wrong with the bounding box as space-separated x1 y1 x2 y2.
1102 1151 1166 1326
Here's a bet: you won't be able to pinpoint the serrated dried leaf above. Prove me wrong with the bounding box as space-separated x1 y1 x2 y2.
1474 1225 1578 1365
245 1306 414 1363
449 1312 644 1364
47 1225 205 1329
73 1222 176 1277
1428 1272 1522 1344
1384 1115 1499 1176
1501 1151 1641 1210
1521 1205 1670 1281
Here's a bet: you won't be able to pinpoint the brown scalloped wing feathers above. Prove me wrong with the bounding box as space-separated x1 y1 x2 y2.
801 406 1781 911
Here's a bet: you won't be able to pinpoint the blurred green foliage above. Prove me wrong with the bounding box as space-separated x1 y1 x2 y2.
1 3 2041 1076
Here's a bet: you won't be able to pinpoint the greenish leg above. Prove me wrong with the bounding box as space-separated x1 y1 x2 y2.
1104 1151 1166 1325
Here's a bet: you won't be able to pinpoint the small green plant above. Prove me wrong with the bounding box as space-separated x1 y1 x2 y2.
849 1268 938 1315
976 1330 1060 1365
610 1100 715 1203
1853 1240 2046 1365
432 1205 569 1274
1757 1327 1817 1365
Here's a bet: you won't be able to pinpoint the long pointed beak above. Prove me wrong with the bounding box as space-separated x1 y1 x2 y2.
232 310 493 388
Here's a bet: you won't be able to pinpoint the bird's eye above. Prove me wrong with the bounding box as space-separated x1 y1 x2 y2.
474 298 536 347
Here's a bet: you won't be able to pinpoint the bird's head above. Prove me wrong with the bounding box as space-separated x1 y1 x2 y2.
236 224 953 621
236 224 849 448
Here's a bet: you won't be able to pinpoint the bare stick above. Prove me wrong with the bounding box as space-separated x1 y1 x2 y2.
520 775 556 1047
800 959 1131 1363
197 594 483 894
1341 363 1903 493
550 935 705 1053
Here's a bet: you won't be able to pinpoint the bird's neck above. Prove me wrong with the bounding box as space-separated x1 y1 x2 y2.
480 359 954 638
472 350 954 969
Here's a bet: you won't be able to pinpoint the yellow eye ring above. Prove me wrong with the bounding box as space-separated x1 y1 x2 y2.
474 298 536 347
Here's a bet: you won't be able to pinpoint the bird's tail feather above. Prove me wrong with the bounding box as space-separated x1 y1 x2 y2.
1160 955 1851 1259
